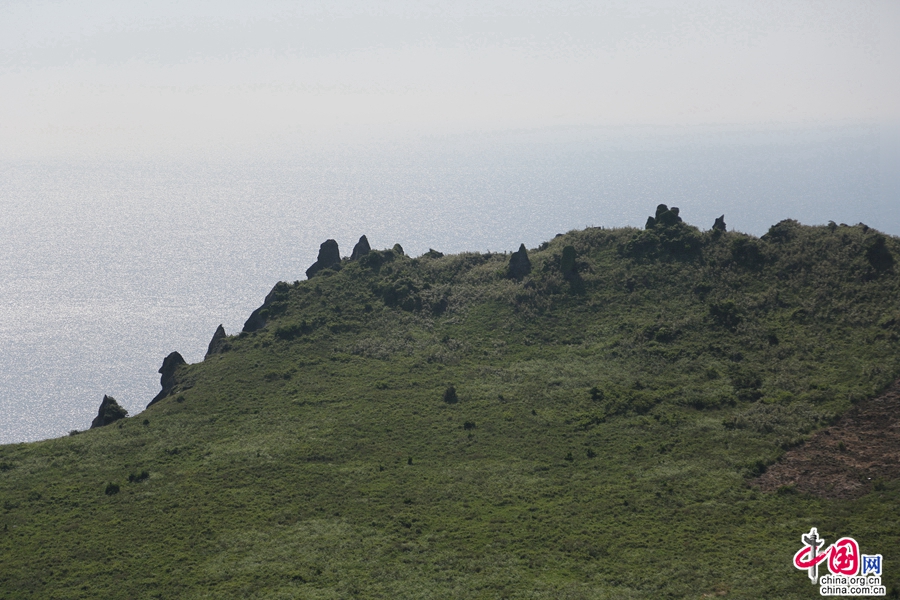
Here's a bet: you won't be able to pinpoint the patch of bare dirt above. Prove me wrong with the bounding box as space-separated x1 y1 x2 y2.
755 378 900 499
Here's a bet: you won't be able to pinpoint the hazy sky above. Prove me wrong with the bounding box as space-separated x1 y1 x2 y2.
1 0 898 158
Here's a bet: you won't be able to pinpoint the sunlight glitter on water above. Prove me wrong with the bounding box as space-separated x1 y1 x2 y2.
0 125 894 443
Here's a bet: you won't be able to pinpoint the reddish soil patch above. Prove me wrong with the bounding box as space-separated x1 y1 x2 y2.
755 378 900 499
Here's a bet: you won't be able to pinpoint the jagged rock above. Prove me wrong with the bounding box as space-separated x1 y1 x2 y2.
350 235 371 260
244 286 277 332
393 243 404 255
656 205 683 227
243 309 264 333
243 281 291 332
90 395 128 428
713 215 726 232
205 324 227 359
305 239 341 279
147 351 186 407
507 244 531 279
645 204 684 228
561 245 577 279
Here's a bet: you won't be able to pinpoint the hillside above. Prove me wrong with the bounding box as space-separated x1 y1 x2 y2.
1 208 899 599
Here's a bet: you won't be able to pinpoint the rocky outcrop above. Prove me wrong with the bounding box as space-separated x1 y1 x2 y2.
713 215 727 232
243 300 268 333
306 239 341 279
350 235 371 261
392 244 404 255
243 281 291 332
147 351 186 407
90 395 128 428
205 324 227 359
507 244 531 279
645 204 683 229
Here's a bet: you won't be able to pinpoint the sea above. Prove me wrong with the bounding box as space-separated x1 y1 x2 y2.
1 123 898 444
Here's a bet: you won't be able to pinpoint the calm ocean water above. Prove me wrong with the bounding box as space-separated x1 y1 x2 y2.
1 125 897 444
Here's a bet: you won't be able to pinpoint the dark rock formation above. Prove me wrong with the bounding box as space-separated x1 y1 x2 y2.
243 309 265 334
243 281 291 332
305 239 341 279
205 324 227 359
392 243 404 255
90 395 128 428
507 244 531 279
243 291 273 332
561 245 577 279
645 204 683 228
350 235 371 260
423 249 444 259
147 351 186 407
713 215 726 232
657 205 682 227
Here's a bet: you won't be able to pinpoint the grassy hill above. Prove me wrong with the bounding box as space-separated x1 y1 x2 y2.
1 209 899 598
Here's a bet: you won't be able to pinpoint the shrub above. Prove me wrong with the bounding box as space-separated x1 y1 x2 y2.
730 366 762 392
275 322 310 340
709 300 742 331
560 246 577 278
442 385 458 404
105 483 120 496
623 218 704 260
763 219 800 243
866 235 894 272
747 459 768 477
730 237 764 268
463 421 476 430
128 471 149 483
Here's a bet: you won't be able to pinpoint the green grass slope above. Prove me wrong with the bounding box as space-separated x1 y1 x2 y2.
2 212 899 598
